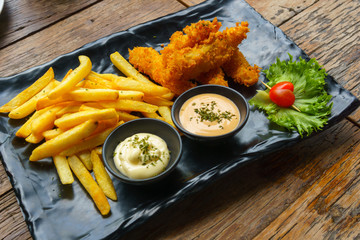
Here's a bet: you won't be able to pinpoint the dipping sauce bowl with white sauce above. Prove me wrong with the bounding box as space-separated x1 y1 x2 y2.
172 85 249 142
102 118 182 184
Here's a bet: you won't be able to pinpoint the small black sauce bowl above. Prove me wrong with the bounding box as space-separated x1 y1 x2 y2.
102 118 183 185
171 84 249 142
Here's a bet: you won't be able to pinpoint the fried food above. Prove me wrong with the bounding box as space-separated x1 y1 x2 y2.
160 18 222 55
196 67 228 87
222 50 260 87
129 18 259 95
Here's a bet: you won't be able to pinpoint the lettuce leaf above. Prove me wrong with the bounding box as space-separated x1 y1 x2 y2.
249 54 333 137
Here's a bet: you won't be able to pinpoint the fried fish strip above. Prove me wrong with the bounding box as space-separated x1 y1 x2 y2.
129 21 249 95
222 50 260 87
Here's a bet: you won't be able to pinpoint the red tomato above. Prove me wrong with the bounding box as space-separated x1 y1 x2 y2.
271 81 294 92
269 89 295 107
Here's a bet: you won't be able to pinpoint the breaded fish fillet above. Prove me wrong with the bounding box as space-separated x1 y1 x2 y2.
222 50 260 87
129 21 249 95
196 67 228 87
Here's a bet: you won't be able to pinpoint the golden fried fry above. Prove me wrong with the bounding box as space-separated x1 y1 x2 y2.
77 150 93 170
68 155 110 215
16 106 52 138
48 56 92 99
143 95 173 106
29 120 98 161
56 103 82 117
142 112 165 121
0 67 54 113
62 88 119 102
53 155 74 184
94 146 102 155
91 150 117 200
98 99 158 113
31 106 61 138
110 51 155 85
43 128 65 140
59 124 121 156
8 80 59 119
158 106 176 128
116 111 140 122
54 108 117 129
104 74 170 97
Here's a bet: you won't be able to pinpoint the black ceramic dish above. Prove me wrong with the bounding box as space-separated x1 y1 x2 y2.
102 118 182 185
0 0 359 239
172 85 249 142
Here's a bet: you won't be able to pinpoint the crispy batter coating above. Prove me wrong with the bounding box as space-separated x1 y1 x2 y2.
222 50 260 87
196 67 228 87
160 17 222 56
128 47 196 95
128 18 257 95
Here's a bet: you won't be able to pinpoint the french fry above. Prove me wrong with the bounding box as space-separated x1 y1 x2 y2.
16 106 52 138
105 74 170 97
85 72 117 88
56 103 82 117
158 106 176 128
31 106 61 138
143 95 173 107
160 91 175 101
117 90 144 101
48 56 92 99
59 123 121 156
25 133 45 144
62 88 119 102
110 51 155 85
81 79 113 89
116 111 140 122
79 104 99 112
8 80 59 119
0 67 54 113
91 118 119 136
142 112 165 121
91 150 117 200
53 155 74 184
36 96 67 110
64 69 73 79
68 155 110 215
54 108 117 129
94 146 102 155
99 99 158 113
79 102 104 110
77 150 93 170
43 128 64 140
29 120 98 161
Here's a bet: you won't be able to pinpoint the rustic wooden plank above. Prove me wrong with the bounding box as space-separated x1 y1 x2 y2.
246 0 317 26
0 0 99 49
119 119 360 239
0 160 11 196
176 0 204 7
279 0 360 100
253 125 360 239
1 0 359 239
0 191 32 240
0 0 186 77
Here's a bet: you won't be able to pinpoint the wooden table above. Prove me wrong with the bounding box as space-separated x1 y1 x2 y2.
1 0 359 239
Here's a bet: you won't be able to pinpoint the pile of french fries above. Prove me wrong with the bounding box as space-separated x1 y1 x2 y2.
0 52 176 215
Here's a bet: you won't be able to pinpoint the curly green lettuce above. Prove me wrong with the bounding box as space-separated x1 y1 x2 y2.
249 54 333 137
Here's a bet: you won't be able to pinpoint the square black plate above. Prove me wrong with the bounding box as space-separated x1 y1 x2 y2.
0 0 359 239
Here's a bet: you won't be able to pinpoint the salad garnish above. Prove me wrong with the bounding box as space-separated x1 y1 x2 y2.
249 54 333 137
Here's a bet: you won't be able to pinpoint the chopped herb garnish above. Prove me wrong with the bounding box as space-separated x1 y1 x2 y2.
192 101 235 124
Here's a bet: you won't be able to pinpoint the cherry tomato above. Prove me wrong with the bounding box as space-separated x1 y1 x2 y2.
269 89 295 107
271 81 294 92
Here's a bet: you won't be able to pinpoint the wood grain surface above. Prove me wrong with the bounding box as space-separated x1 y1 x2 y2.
0 0 359 239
